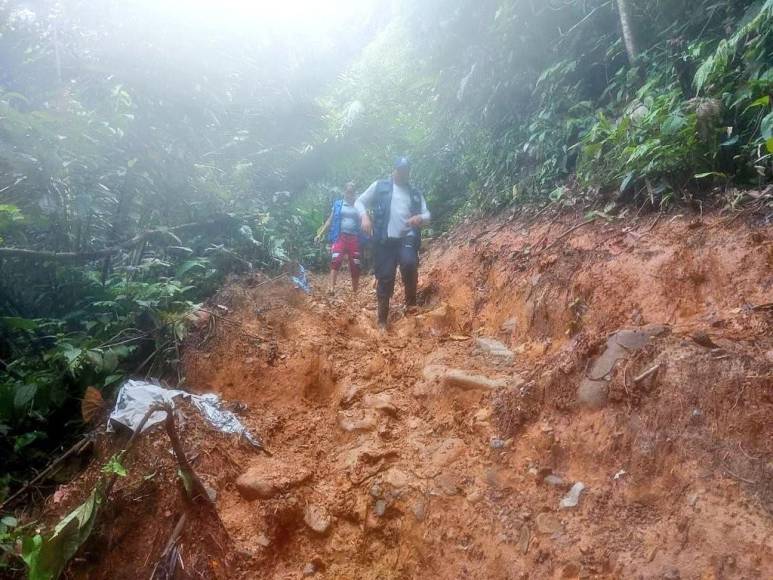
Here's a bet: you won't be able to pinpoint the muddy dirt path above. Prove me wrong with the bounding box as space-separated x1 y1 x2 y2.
58 212 772 579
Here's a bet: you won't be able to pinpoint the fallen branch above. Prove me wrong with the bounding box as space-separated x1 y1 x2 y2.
161 404 217 508
0 216 236 262
633 363 661 384
538 217 596 254
200 309 264 342
0 436 93 510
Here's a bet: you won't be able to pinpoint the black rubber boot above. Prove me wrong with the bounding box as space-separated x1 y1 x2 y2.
377 295 390 329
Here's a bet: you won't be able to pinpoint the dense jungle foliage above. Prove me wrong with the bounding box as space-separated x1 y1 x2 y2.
0 1 772 561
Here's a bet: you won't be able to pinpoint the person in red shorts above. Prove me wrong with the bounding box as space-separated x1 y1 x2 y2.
316 182 362 295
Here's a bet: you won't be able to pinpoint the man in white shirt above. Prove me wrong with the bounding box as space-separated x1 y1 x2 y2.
356 157 431 330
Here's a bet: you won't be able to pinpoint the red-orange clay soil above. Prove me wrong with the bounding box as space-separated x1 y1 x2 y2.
52 210 772 579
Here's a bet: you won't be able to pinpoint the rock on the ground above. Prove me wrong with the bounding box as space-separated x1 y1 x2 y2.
256 534 271 547
423 365 507 390
475 337 514 361
235 461 311 501
559 482 586 509
501 318 517 333
544 474 565 487
412 499 427 521
236 473 278 500
339 384 362 408
362 392 398 416
382 467 411 489
474 407 493 423
338 410 378 432
304 504 332 534
577 325 668 408
434 472 460 496
535 512 564 535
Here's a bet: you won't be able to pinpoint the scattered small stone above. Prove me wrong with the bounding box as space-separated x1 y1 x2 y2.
613 469 626 480
203 483 218 502
517 524 531 554
383 468 411 489
413 499 427 522
374 499 387 517
434 472 460 496
475 337 514 361
362 393 398 416
501 318 517 333
466 490 483 504
423 365 507 390
490 437 506 449
561 562 581 578
474 408 493 423
256 534 271 547
535 512 563 535
544 474 564 487
338 410 378 432
691 330 718 349
339 384 362 407
559 482 586 509
303 563 316 576
235 473 277 500
304 504 332 535
577 325 668 408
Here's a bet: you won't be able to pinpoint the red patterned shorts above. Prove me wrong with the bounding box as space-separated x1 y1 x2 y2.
331 233 361 274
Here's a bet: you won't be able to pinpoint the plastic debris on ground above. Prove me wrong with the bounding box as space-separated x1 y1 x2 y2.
292 263 311 294
108 379 265 451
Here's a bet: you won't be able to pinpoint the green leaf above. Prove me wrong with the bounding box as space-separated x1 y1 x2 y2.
620 172 635 193
24 488 102 580
61 345 84 370
745 95 770 111
103 373 124 387
101 454 127 477
0 317 38 331
175 260 206 278
2 516 18 527
14 431 44 452
767 138 773 153
661 113 686 136
761 112 773 140
102 349 119 373
14 384 38 410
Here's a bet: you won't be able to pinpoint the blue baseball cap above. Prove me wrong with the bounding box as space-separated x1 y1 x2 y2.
393 156 411 169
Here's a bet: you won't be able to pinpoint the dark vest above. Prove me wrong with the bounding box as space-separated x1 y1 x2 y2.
372 179 423 244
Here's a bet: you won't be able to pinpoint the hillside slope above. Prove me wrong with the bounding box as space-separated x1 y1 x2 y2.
47 210 772 579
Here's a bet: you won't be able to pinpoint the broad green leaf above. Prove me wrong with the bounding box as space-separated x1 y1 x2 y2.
14 384 38 409
176 260 206 278
24 488 102 580
2 516 18 527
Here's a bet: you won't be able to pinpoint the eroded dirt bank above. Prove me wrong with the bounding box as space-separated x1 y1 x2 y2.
56 211 772 579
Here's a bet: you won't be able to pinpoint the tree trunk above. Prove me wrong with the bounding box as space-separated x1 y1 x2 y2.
616 0 638 63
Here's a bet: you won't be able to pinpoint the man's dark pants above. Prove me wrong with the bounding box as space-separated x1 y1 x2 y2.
373 236 418 324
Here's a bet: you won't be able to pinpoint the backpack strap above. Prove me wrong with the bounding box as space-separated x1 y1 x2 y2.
372 180 393 242
328 198 344 243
